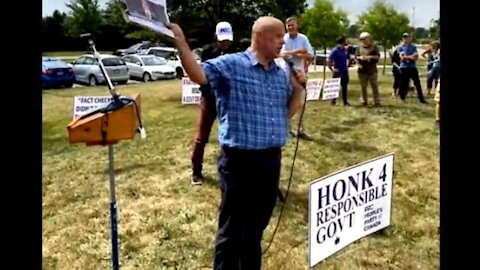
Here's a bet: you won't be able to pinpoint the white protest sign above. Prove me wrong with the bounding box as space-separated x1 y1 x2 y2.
306 79 323 101
182 77 201 104
322 78 341 100
308 153 394 268
124 0 174 38
72 96 127 119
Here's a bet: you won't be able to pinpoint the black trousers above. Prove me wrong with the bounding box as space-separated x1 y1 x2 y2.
332 72 349 105
214 146 281 270
392 67 401 90
399 67 425 102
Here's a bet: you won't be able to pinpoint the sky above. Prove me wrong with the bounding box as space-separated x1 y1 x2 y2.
42 0 439 28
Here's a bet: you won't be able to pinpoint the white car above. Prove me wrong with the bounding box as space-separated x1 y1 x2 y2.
122 54 176 81
143 47 201 79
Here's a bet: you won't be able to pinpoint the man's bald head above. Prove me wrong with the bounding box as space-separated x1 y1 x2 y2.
252 16 284 35
251 16 286 61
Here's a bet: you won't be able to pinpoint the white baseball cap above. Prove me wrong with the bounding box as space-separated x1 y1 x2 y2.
359 32 370 39
215 21 233 41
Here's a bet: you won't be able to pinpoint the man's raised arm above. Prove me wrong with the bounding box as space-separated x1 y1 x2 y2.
169 23 208 85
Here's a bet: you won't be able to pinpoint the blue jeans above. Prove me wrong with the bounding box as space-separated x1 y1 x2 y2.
427 67 440 90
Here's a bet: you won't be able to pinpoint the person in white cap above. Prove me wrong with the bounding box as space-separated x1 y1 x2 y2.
190 21 239 185
355 32 381 106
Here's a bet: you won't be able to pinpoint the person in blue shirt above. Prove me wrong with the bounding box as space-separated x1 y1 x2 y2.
426 42 440 95
169 17 306 270
280 16 314 140
327 36 351 106
397 33 427 103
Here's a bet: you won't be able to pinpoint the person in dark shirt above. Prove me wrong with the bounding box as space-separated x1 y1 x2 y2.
327 36 351 106
191 21 239 185
355 32 381 106
390 45 401 97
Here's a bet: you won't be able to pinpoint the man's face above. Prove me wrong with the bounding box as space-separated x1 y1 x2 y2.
403 36 412 44
286 20 298 35
361 37 371 46
217 40 232 50
259 24 285 58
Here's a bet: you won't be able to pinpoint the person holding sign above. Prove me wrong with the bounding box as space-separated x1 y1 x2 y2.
169 16 306 270
280 16 314 141
327 36 351 106
355 32 381 107
191 21 239 185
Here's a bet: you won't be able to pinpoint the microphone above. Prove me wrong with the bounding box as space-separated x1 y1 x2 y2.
286 59 307 88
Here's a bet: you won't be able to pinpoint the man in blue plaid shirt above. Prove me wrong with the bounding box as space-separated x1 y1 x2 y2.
169 16 305 270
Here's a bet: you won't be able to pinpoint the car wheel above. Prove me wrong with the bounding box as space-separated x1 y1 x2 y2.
143 72 152 82
89 75 98 86
176 67 184 79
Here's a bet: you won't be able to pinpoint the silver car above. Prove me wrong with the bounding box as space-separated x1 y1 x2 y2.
71 54 130 86
122 54 176 81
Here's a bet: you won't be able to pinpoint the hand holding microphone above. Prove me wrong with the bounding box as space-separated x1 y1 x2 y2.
286 59 307 87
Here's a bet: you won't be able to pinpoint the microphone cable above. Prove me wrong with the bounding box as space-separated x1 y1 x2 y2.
262 60 308 256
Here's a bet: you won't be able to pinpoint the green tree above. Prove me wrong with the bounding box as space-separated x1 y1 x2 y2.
102 0 155 48
357 0 410 74
167 0 307 46
42 10 68 51
63 0 104 38
414 27 429 39
268 0 308 21
300 0 348 77
429 18 440 40
348 24 360 38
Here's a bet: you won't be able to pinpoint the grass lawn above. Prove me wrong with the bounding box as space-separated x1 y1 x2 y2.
42 71 439 270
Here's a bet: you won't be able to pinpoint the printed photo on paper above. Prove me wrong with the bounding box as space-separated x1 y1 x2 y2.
123 0 174 38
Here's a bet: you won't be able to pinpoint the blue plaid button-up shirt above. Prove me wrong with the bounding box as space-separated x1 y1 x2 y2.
202 49 293 150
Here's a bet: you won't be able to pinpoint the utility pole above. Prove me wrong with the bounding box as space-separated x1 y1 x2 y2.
412 7 415 28
411 7 415 39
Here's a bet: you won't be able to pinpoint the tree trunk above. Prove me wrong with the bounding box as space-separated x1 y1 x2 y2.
383 47 387 75
323 45 327 80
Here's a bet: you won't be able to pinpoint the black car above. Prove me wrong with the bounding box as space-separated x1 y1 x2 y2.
348 45 358 65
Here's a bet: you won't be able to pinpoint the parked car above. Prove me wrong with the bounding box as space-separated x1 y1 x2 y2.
42 57 75 89
70 54 130 86
314 50 330 65
143 47 201 79
348 45 358 65
313 47 357 66
113 41 155 57
122 54 176 81
193 48 203 60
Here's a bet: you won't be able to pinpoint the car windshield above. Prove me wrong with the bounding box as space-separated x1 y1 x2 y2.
149 49 173 59
42 57 61 62
42 58 69 68
141 56 167 66
102 57 125 66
